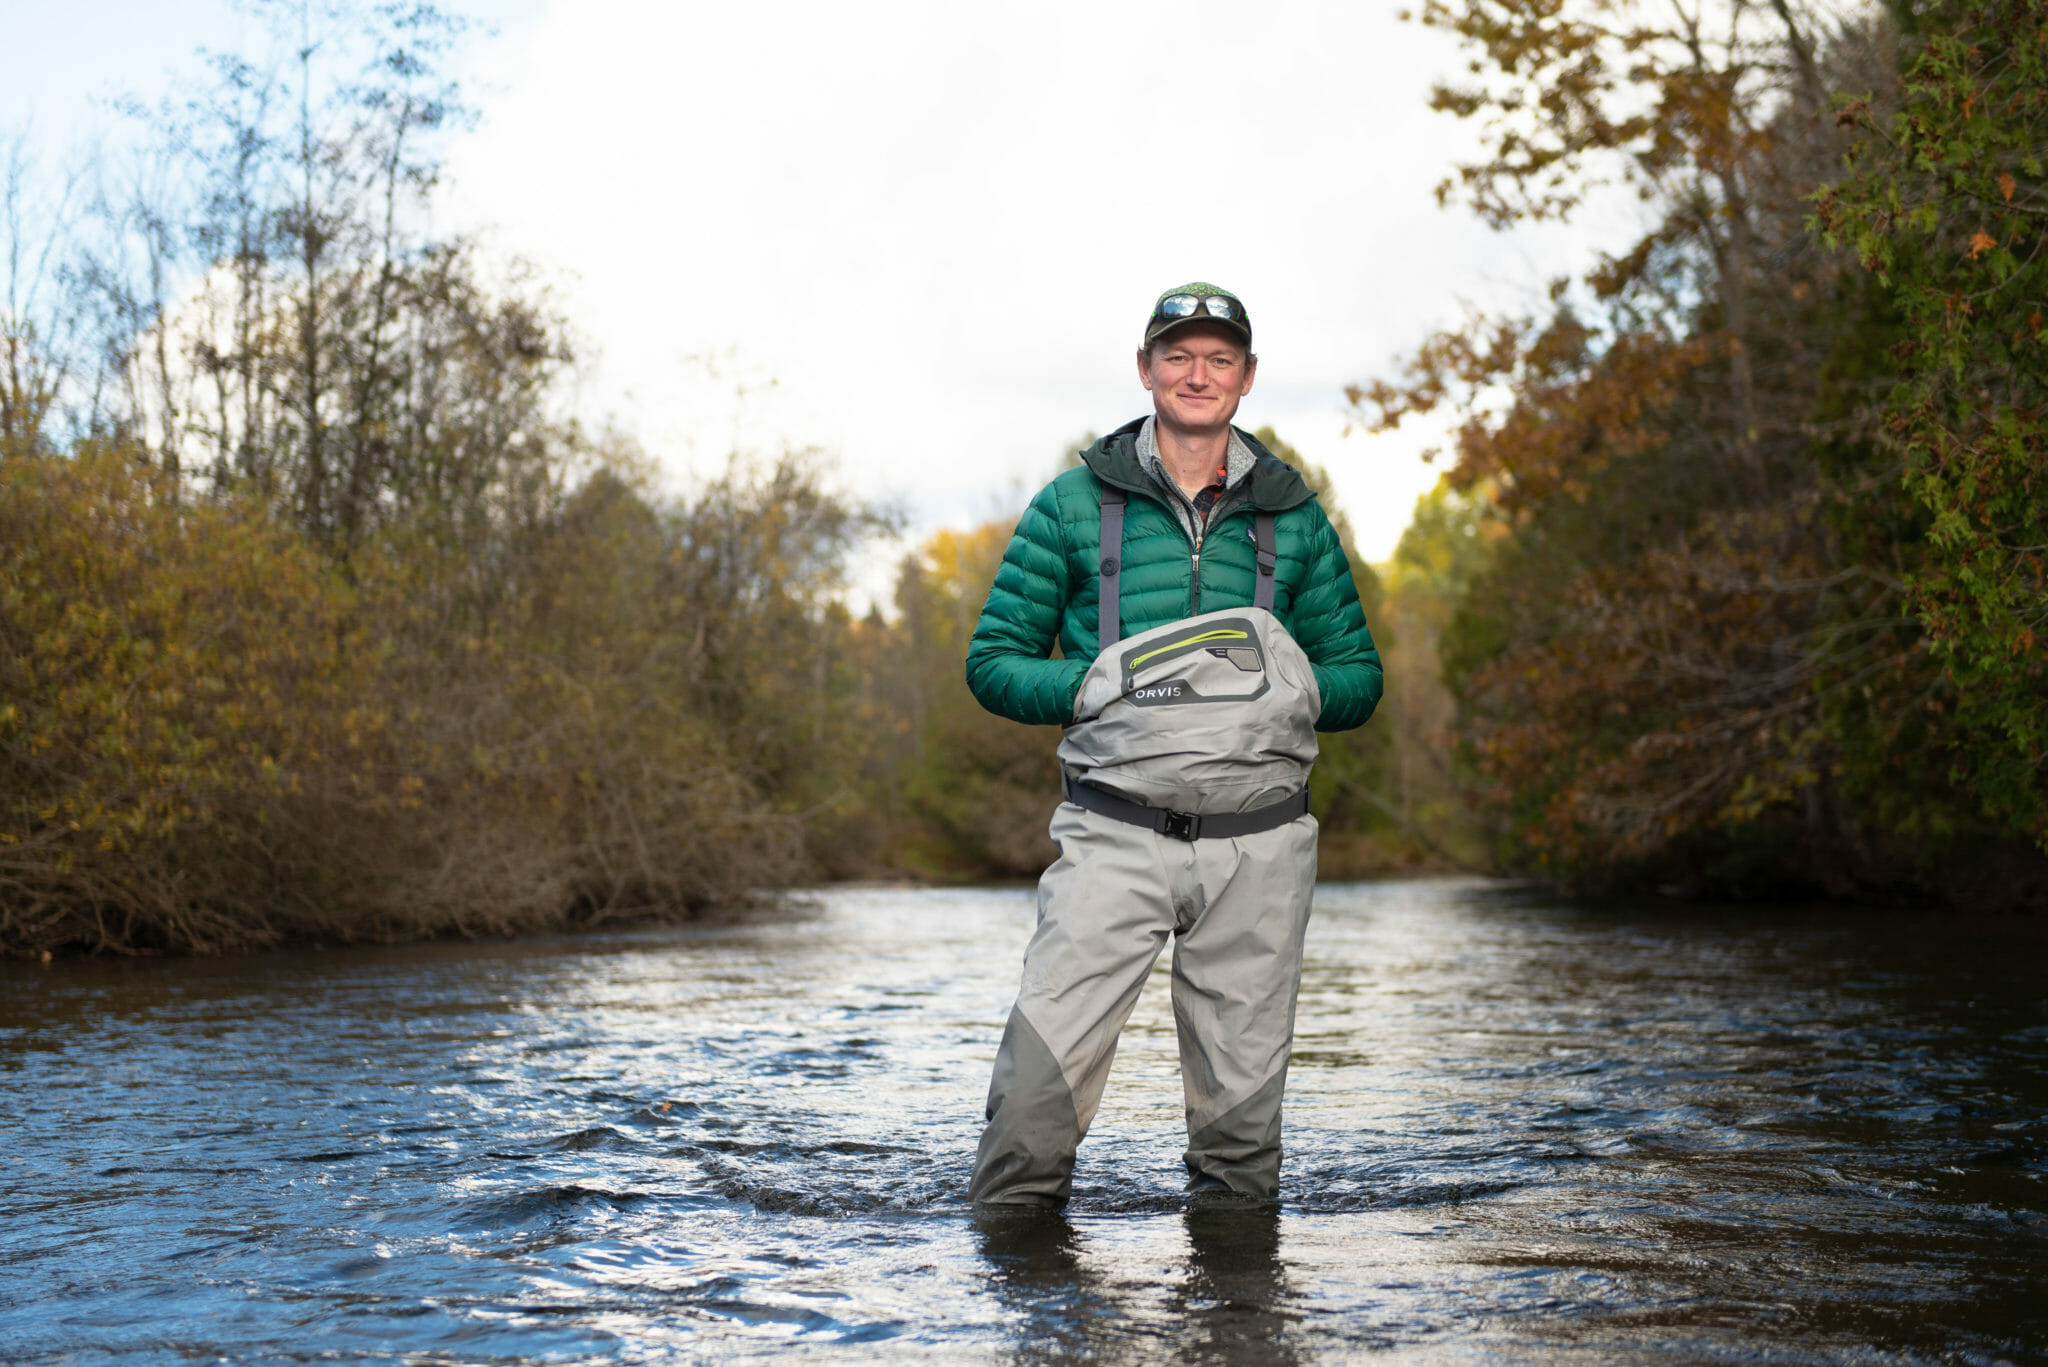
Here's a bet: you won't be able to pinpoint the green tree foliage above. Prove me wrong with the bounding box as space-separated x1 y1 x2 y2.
1358 0 2045 901
1819 0 2048 845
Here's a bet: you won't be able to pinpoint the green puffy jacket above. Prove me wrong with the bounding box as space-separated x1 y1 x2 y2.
965 419 1384 731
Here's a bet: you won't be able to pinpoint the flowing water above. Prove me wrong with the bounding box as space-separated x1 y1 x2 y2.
2 878 2043 1365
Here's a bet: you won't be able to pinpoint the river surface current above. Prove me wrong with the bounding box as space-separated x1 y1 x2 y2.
2 878 2044 1365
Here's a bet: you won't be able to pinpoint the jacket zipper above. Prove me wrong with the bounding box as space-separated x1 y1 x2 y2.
1114 479 1253 619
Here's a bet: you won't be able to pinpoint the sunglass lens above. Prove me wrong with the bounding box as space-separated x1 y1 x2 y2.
1157 294 1201 318
1203 297 1235 320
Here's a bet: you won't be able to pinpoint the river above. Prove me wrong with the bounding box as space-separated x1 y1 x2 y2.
2 878 2042 1364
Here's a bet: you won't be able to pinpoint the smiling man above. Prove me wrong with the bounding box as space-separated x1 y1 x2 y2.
964 282 1384 1208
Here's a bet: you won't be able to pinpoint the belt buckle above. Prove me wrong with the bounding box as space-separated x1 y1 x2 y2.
1160 809 1200 841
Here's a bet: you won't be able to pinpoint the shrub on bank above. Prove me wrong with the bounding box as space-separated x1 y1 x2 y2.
2 448 370 951
0 448 801 956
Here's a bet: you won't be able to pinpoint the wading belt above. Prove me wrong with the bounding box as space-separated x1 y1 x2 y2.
1097 485 1277 649
1062 772 1310 841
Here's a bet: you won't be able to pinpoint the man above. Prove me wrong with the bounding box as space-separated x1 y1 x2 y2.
964 282 1384 1207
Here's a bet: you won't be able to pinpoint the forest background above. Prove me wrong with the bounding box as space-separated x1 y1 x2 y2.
2 0 2042 955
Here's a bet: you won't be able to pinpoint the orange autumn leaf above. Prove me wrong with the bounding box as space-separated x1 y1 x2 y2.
1968 229 1997 258
1999 171 2016 202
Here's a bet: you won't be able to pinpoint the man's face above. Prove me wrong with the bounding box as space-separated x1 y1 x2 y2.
1137 322 1257 433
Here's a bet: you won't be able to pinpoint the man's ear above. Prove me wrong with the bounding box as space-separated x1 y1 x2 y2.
1241 353 1257 396
1136 347 1155 392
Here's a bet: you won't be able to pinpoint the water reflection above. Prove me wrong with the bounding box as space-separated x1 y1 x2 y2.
1176 1206 1296 1367
976 1211 1104 1363
977 1205 1296 1367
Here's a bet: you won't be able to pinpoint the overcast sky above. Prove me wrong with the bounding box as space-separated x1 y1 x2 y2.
11 0 1623 567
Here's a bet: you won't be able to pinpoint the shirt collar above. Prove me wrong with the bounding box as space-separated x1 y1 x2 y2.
1136 416 1256 493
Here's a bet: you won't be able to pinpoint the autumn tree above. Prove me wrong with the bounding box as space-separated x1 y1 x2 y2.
1 128 79 459
1820 0 2048 850
878 520 1065 876
1243 428 1406 872
1351 0 2042 897
0 5 916 955
47 0 574 563
1376 479 1499 869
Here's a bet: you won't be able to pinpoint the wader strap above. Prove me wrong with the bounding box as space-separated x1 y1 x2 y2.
1098 486 1126 649
1253 511 1277 613
1062 773 1310 841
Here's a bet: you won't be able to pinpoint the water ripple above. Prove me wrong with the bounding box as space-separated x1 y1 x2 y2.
1 880 2042 1364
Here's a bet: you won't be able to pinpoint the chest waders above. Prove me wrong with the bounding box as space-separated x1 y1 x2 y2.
970 481 1322 1208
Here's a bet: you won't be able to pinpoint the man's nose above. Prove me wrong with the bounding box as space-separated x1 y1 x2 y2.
1186 361 1212 387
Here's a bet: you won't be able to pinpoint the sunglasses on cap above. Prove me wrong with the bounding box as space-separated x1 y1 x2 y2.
1153 293 1243 324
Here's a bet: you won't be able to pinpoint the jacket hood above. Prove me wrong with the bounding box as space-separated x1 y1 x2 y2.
1080 417 1316 512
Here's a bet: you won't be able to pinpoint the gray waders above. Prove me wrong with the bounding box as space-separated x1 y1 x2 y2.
969 490 1321 1207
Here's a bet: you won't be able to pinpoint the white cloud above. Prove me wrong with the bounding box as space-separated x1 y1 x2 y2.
0 0 1605 575
12 3 1635 566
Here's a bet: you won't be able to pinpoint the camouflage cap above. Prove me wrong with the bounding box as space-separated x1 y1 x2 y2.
1143 282 1252 350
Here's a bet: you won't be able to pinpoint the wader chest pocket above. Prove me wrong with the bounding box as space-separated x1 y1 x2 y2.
1120 616 1270 707
1063 606 1319 817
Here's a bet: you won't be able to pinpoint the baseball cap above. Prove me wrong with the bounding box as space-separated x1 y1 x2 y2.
1143 282 1252 350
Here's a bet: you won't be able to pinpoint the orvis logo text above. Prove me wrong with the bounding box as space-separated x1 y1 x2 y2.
1131 683 1185 701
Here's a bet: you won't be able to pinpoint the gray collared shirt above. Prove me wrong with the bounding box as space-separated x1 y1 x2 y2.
1136 416 1257 545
